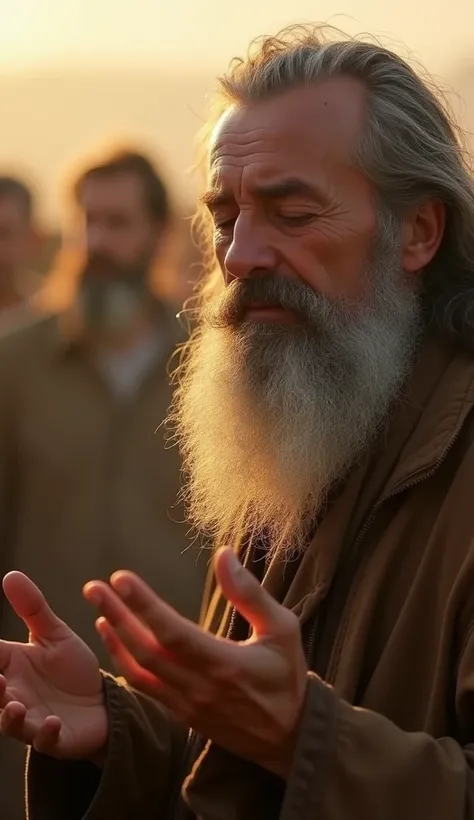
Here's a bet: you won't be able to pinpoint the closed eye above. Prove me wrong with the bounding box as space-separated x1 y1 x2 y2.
214 218 236 231
279 213 317 226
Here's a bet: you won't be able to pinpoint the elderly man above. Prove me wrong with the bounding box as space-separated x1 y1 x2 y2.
1 24 474 820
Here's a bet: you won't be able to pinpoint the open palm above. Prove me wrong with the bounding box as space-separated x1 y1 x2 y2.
0 572 108 759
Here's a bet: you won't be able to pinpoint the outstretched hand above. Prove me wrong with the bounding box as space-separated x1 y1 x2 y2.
84 547 307 778
0 572 107 759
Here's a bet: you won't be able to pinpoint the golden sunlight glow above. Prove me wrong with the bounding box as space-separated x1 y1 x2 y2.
0 0 472 71
0 0 472 224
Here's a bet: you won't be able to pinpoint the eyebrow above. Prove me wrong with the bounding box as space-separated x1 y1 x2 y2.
200 177 326 211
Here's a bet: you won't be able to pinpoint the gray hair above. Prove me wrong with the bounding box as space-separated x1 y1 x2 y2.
196 25 474 349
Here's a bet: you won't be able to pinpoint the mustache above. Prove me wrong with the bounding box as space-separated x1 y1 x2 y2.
83 253 123 275
81 253 150 282
205 274 326 329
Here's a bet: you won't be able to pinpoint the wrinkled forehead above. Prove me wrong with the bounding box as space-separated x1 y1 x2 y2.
208 78 367 183
79 172 148 216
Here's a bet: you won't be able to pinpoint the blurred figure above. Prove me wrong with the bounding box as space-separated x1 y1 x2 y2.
0 176 41 324
0 148 206 820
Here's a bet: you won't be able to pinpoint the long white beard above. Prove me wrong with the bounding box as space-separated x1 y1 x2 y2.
78 281 148 333
170 235 421 558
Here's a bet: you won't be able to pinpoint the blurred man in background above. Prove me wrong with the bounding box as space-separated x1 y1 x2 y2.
0 176 41 326
0 148 206 820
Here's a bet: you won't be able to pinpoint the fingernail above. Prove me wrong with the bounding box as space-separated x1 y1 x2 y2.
228 551 244 576
83 585 101 605
111 574 131 597
96 617 107 633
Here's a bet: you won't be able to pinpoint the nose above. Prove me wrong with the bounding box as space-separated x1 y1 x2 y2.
224 213 277 282
86 225 109 257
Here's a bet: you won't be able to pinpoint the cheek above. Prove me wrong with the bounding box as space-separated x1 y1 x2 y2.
282 223 375 301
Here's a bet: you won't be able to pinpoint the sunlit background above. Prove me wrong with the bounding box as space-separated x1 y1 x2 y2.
1 0 474 229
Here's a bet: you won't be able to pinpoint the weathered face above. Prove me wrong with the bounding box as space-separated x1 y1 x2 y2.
205 78 378 310
0 196 35 286
76 171 163 332
173 79 421 557
78 171 161 278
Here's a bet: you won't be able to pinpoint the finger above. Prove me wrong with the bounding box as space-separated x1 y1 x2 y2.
214 548 296 638
0 676 20 709
85 583 189 685
32 716 62 755
95 612 198 691
2 572 69 642
96 617 181 710
106 572 219 665
0 701 30 742
84 581 157 647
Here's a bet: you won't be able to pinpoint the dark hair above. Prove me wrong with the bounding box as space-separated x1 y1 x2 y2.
74 149 171 225
0 176 34 220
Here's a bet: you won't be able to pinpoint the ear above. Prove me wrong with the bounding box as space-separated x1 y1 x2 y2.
401 200 446 274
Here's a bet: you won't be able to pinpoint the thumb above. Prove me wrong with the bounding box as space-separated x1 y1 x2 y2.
2 572 70 642
214 548 291 637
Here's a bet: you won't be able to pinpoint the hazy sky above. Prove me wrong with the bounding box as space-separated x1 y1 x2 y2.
1 0 473 226
1 0 472 75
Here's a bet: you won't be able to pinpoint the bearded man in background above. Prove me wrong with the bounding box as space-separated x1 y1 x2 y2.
0 148 206 820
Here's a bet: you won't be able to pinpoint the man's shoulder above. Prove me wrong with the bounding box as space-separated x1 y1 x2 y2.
0 310 60 370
